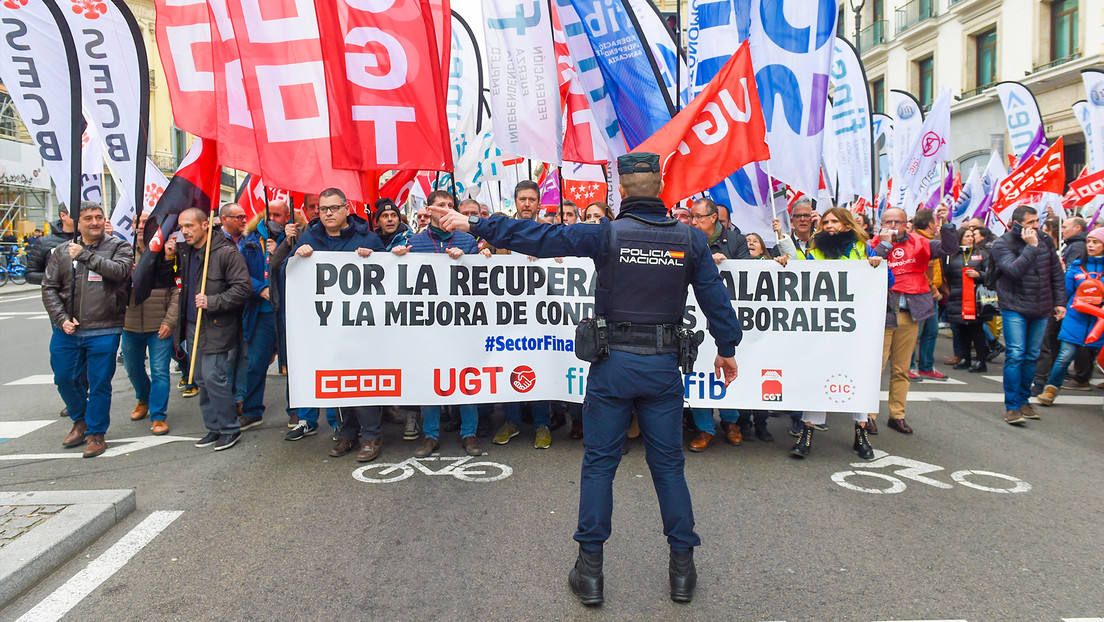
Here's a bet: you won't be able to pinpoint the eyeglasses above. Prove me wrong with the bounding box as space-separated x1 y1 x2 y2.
319 204 347 214
223 214 247 220
792 214 813 219
690 213 715 221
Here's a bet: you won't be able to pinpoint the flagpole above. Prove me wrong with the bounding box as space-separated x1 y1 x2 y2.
450 169 458 200
674 0 682 113
763 159 781 241
938 162 945 220
557 165 564 221
186 203 217 389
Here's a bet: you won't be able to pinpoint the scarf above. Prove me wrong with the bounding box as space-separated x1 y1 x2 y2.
810 229 858 259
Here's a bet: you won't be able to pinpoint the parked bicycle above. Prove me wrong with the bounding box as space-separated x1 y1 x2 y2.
0 244 27 287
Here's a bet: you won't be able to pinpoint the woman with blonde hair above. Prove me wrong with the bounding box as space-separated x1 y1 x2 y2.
787 206 882 460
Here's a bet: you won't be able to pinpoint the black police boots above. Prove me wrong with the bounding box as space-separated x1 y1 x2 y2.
569 546 604 606
669 548 697 602
853 422 874 460
789 425 813 458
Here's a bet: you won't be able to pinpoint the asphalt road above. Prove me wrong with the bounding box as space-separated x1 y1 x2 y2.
1 290 1103 621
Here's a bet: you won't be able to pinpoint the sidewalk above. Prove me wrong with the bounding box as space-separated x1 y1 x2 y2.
0 283 39 298
0 490 135 608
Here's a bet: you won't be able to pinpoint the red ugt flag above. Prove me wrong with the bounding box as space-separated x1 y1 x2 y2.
632 42 770 206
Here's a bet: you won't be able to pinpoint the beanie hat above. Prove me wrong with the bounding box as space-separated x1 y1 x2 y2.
1087 228 1104 245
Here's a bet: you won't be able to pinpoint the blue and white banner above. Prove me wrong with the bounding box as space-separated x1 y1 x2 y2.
746 0 839 196
80 125 103 205
897 88 950 215
828 37 873 203
0 0 81 212
627 0 688 110
887 89 923 208
996 81 1045 160
952 163 981 225
554 0 627 158
483 0 562 163
565 0 674 149
1081 70 1104 174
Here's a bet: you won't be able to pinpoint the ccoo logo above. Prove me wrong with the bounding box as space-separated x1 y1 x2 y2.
510 366 536 393
3 0 29 9
71 0 107 18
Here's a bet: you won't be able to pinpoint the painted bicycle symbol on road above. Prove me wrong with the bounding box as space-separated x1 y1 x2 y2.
352 456 513 484
831 450 1031 494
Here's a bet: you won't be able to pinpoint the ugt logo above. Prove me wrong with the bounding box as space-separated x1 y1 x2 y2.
71 0 107 19
761 369 782 402
3 0 29 10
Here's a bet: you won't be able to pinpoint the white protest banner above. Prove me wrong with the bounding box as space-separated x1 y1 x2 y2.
286 254 887 412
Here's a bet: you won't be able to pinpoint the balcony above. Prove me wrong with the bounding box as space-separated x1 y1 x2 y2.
956 82 996 100
858 20 887 51
1028 51 1081 75
895 0 937 35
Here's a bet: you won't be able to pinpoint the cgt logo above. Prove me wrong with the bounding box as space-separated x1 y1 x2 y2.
511 366 536 393
824 372 856 404
316 369 401 399
761 369 782 402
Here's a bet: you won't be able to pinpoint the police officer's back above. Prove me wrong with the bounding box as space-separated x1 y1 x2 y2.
431 153 741 606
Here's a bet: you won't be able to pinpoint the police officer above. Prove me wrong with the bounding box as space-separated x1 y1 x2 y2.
430 153 741 606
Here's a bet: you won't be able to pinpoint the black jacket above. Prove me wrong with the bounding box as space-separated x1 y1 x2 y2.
26 220 76 285
707 224 751 260
1061 231 1087 269
41 234 132 330
943 246 992 323
990 228 1066 319
175 232 251 354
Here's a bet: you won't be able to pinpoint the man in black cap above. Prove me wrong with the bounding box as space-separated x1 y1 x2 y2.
430 152 741 606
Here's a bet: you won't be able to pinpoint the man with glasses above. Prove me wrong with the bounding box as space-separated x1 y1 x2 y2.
868 205 956 435
774 198 817 259
990 205 1066 426
285 188 387 461
686 198 749 451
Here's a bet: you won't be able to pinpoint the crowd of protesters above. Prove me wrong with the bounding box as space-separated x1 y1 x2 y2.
28 183 1102 459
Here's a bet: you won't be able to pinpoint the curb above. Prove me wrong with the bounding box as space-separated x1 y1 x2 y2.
0 489 136 609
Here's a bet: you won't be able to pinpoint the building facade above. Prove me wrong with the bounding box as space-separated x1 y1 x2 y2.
852 0 1102 178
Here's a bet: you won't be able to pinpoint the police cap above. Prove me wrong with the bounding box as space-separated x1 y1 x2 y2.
617 152 661 175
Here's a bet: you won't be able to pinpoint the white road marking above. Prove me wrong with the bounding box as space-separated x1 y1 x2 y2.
5 375 55 386
0 420 53 443
0 435 199 460
0 294 42 303
982 375 1003 383
916 377 967 385
14 510 183 622
1063 619 1104 621
880 391 1102 405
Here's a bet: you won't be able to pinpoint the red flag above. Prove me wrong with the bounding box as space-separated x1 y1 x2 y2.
154 0 215 139
220 0 370 201
315 0 451 171
236 175 266 220
1070 168 1104 206
995 138 1065 212
952 171 962 202
379 170 420 204
632 42 769 206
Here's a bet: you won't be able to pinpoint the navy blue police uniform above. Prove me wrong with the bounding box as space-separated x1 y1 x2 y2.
469 157 741 603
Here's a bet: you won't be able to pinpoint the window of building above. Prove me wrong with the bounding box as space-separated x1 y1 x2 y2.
917 56 934 108
975 28 997 88
837 4 846 39
872 78 886 114
0 91 18 138
1050 0 1078 60
171 126 187 168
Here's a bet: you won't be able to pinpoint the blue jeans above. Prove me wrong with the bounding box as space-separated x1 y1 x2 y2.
422 405 478 440
242 312 276 419
505 401 550 428
911 314 939 371
690 408 739 435
121 331 173 421
1045 341 1099 388
50 328 121 435
1001 311 1049 410
576 351 699 553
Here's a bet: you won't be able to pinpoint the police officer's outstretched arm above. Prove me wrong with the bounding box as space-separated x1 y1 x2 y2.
688 229 742 386
431 206 607 260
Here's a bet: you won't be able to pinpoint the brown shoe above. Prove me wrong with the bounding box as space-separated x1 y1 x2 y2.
688 431 714 452
462 435 482 456
569 419 583 439
943 355 963 365
62 420 88 448
414 437 439 458
151 420 169 436
887 418 914 434
720 421 743 445
1004 410 1027 425
329 438 356 457
866 417 878 435
130 401 149 421
357 438 382 462
1019 403 1041 419
82 434 106 458
236 401 244 416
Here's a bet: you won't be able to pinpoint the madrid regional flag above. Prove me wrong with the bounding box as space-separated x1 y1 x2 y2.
631 42 770 207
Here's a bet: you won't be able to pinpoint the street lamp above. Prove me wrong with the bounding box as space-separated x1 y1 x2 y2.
850 0 865 49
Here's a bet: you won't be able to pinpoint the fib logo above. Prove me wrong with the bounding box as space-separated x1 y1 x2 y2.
511 366 536 393
761 369 782 402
